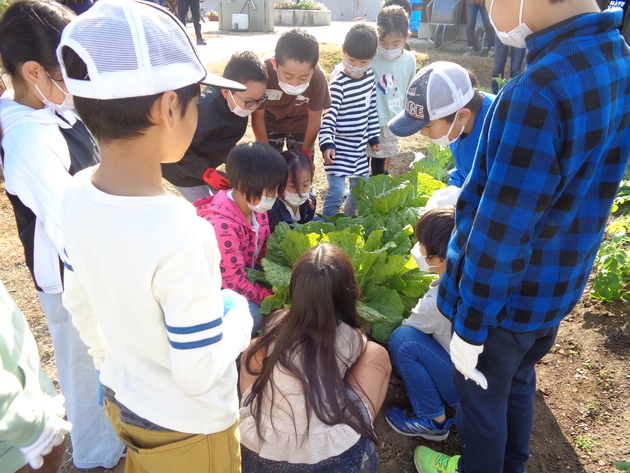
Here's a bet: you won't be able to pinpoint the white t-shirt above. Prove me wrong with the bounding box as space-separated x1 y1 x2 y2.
62 168 251 434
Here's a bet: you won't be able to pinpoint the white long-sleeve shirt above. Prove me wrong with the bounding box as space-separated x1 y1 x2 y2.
62 168 251 434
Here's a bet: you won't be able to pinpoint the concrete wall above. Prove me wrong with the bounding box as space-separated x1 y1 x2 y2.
274 9 331 26
329 0 382 21
218 0 274 32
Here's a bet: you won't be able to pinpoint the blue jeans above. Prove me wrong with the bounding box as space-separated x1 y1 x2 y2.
323 174 368 217
466 2 495 49
491 37 526 94
248 300 263 335
388 326 458 419
455 325 559 473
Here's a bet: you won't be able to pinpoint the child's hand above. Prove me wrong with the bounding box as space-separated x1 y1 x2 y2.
371 143 381 152
323 149 335 165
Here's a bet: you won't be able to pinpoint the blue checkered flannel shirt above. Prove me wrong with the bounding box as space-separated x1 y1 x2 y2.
437 9 630 344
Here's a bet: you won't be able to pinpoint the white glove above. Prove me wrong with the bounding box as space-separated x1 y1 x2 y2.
20 415 72 469
450 332 488 390
426 186 461 210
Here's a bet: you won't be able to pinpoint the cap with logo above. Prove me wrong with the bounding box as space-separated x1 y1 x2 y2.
57 0 246 100
388 61 474 137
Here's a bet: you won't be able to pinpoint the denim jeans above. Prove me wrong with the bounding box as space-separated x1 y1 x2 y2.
248 300 263 335
38 292 125 468
455 325 559 473
388 326 458 419
323 173 368 217
466 2 495 49
492 37 526 94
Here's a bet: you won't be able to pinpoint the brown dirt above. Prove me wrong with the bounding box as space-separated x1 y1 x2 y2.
1 42 628 473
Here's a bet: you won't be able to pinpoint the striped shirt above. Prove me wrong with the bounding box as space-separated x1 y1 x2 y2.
320 68 380 177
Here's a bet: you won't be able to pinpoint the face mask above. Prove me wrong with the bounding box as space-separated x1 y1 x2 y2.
378 45 403 61
248 195 276 213
488 0 532 49
284 191 308 207
430 117 465 147
228 91 255 117
34 72 74 113
277 73 310 96
411 243 439 273
343 59 371 77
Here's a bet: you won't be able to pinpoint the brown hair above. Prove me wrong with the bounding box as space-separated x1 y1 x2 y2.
243 244 376 444
415 206 455 259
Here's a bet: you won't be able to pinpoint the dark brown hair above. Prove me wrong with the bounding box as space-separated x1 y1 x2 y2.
281 150 314 209
223 51 268 84
343 22 378 60
275 28 319 69
415 206 455 259
382 0 411 16
0 0 74 87
227 142 288 202
377 5 409 40
243 243 376 444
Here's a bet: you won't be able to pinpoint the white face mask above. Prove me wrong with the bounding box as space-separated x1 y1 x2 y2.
343 58 371 77
378 45 403 61
430 117 465 147
284 191 308 207
488 0 532 49
228 91 255 117
248 195 276 213
277 72 310 96
411 243 439 273
34 72 74 113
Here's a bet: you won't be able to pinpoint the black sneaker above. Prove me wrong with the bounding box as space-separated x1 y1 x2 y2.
196 38 207 46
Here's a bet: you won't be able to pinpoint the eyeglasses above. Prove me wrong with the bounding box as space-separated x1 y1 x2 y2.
236 94 267 109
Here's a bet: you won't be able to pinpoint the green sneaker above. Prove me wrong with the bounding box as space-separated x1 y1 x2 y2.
414 446 461 473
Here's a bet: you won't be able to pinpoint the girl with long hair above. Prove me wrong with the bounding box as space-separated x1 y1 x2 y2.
239 243 392 472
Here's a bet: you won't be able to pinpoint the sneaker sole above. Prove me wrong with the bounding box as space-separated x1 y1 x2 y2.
385 416 450 441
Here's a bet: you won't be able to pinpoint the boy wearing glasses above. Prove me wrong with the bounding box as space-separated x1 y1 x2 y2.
162 51 268 203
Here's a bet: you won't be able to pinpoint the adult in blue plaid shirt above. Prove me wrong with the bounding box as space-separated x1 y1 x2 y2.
389 0 630 472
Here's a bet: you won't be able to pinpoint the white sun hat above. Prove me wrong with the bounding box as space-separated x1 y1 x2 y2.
57 0 245 100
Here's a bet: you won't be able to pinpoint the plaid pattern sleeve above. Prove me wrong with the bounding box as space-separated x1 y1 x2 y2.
437 9 630 344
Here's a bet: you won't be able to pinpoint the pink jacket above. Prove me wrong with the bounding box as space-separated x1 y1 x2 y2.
196 191 272 305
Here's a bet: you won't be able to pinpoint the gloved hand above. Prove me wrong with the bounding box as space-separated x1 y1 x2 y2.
450 332 488 389
426 186 461 210
202 168 231 190
221 288 248 316
20 415 72 469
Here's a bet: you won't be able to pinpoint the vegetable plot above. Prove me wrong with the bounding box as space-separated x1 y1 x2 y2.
248 171 445 342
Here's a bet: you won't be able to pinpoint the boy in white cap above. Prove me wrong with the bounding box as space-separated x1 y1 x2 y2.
388 61 495 208
57 1 252 471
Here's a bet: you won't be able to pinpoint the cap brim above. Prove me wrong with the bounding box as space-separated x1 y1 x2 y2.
201 72 246 91
387 110 430 137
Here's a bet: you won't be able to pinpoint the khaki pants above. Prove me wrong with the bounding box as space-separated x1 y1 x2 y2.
103 399 241 473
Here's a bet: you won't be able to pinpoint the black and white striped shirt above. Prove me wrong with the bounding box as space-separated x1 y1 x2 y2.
320 68 380 177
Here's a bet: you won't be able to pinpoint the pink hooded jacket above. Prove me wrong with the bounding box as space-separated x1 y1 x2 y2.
196 191 272 305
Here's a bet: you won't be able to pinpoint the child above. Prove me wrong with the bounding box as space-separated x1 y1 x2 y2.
320 23 381 217
267 150 316 232
368 5 417 176
388 62 495 200
58 1 253 471
0 0 124 468
415 0 630 472
385 206 457 441
239 243 392 472
196 142 288 333
162 51 268 203
251 28 331 162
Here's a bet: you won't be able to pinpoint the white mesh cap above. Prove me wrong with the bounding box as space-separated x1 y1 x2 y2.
57 0 245 100
388 61 475 137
